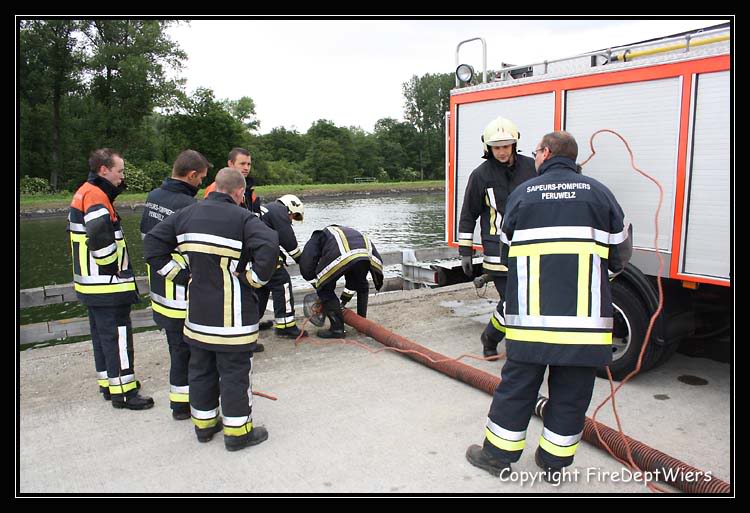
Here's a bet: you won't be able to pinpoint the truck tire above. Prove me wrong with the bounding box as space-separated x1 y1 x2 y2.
598 280 660 381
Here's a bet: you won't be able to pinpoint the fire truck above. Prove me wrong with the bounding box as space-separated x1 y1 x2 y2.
446 24 731 379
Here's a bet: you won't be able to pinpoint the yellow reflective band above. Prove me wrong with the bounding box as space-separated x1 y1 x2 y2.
485 427 525 452
224 422 253 437
506 328 612 345
509 241 609 259
577 253 590 317
108 381 138 395
184 326 259 346
116 239 126 269
172 252 187 266
152 301 187 319
70 233 87 243
274 321 297 329
178 243 241 259
192 417 219 429
486 194 497 236
97 379 109 387
458 239 474 247
490 315 506 333
539 436 579 457
330 226 351 253
482 262 507 272
529 256 541 316
95 252 118 266
166 280 175 301
169 392 189 403
221 257 232 328
316 254 365 286
75 282 137 294
165 264 182 282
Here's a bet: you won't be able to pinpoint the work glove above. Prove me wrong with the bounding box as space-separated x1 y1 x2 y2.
461 255 474 278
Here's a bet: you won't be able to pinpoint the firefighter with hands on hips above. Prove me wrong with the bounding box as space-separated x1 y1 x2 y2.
458 116 537 358
465 131 633 485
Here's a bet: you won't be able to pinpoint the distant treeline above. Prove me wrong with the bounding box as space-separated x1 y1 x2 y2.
19 19 455 193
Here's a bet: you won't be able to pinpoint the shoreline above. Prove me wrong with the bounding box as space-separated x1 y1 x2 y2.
19 185 445 219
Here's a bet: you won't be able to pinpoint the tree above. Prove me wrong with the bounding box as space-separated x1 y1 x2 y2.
304 138 348 183
222 96 260 132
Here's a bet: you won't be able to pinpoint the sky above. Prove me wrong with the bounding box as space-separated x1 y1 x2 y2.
166 17 728 135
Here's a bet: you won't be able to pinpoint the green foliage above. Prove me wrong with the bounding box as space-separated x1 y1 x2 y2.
122 160 154 192
265 160 312 185
140 160 172 188
20 176 53 195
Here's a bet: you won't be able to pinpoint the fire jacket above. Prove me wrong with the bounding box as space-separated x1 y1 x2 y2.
143 192 279 352
499 156 633 367
259 201 302 267
68 173 139 307
299 225 384 291
458 153 536 274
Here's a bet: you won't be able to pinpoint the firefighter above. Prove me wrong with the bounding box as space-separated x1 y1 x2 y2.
256 194 309 339
299 225 384 338
203 147 261 214
68 148 153 410
144 168 279 451
458 116 537 358
465 131 633 485
139 150 209 420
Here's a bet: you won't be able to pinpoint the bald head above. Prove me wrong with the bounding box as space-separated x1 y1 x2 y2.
215 167 246 194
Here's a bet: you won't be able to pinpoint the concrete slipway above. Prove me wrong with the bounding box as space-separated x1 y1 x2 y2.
17 283 732 495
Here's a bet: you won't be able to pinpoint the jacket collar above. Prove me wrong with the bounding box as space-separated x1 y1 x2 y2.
161 177 199 197
206 191 238 205
87 171 124 202
538 156 579 176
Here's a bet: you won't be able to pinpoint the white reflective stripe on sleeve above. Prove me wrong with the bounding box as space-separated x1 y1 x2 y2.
96 370 108 380
609 220 631 244
248 269 269 286
118 325 130 370
288 246 301 256
499 230 510 245
108 373 135 386
327 227 347 256
150 291 188 309
504 314 613 330
484 255 503 263
176 232 243 249
542 427 583 447
184 320 259 336
516 256 528 316
260 206 269 215
114 230 124 239
191 406 220 420
485 189 502 234
486 418 526 441
69 222 86 232
343 288 356 296
590 254 602 317
283 283 291 314
493 310 505 325
91 242 117 258
157 260 179 277
84 208 110 223
170 385 190 395
74 274 135 284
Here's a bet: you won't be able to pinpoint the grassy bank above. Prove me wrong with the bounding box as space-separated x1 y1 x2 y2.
19 180 444 211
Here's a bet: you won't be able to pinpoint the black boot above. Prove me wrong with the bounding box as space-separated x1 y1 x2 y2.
356 291 369 318
258 320 274 331
195 421 223 443
275 325 308 339
112 391 154 411
317 301 345 339
225 426 269 452
465 444 511 476
535 448 564 485
480 330 499 358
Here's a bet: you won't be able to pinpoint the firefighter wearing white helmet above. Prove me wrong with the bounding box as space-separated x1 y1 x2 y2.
256 194 308 339
458 116 537 358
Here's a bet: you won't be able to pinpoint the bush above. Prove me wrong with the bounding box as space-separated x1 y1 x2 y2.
20 176 53 195
123 161 154 193
140 160 172 189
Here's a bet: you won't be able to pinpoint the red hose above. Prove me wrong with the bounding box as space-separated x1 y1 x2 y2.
343 309 730 494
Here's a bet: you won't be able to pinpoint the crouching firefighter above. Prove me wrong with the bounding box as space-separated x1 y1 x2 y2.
458 116 536 357
144 168 279 452
465 131 633 484
257 194 308 339
299 225 384 338
69 148 153 410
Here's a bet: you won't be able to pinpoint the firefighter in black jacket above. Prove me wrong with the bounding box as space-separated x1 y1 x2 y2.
144 168 279 452
68 148 153 410
458 116 537 358
466 131 633 485
257 194 308 339
139 150 209 420
299 226 384 338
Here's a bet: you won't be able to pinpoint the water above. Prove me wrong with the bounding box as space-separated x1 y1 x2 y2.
18 193 445 290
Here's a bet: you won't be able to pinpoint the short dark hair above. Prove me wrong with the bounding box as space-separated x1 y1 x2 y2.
88 148 121 174
215 167 246 194
227 147 251 163
541 131 578 160
172 149 210 177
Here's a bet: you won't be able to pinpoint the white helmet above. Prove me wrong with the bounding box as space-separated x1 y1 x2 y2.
278 194 304 222
482 116 520 153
